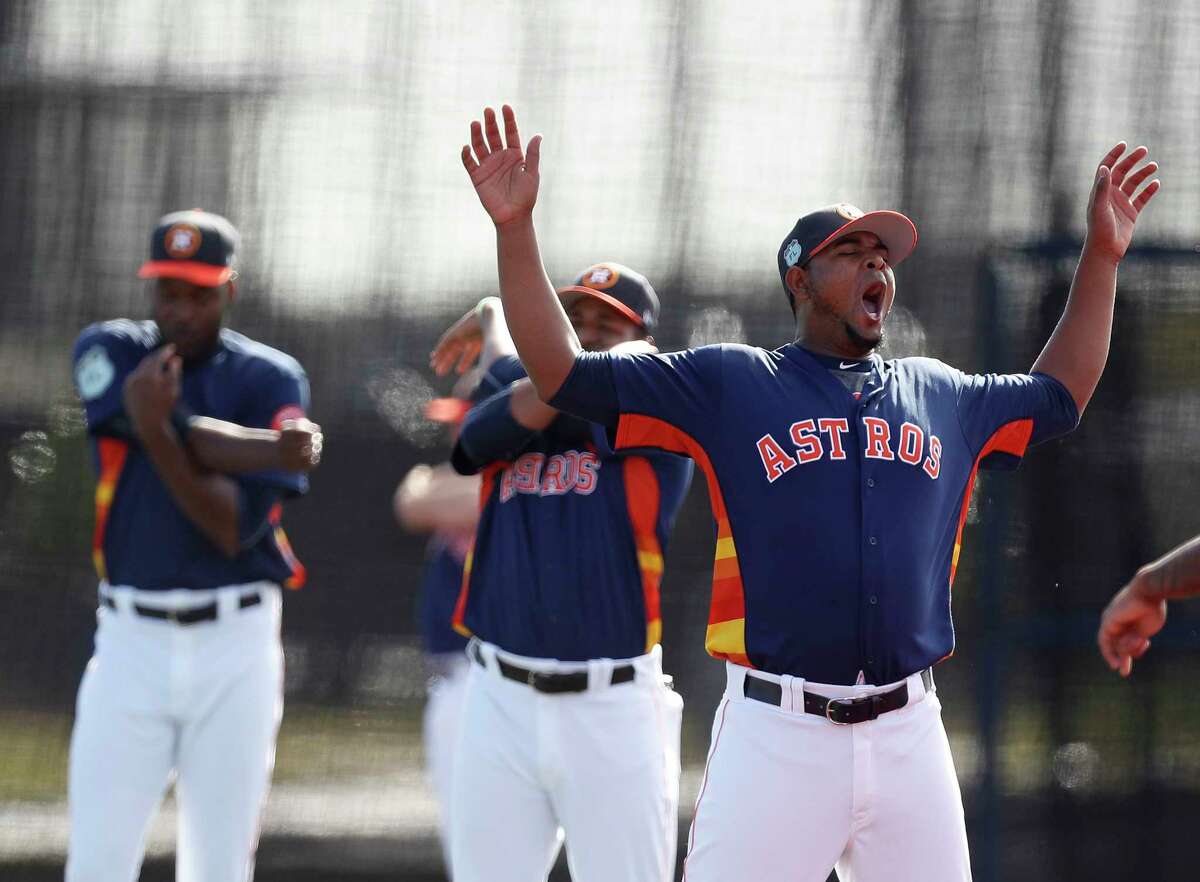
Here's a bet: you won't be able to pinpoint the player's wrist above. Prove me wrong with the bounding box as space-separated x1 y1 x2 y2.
1081 236 1124 269
475 296 502 320
1130 566 1167 602
493 212 535 234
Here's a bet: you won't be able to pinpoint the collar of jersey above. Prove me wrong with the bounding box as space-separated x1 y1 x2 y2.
801 349 875 372
780 343 889 402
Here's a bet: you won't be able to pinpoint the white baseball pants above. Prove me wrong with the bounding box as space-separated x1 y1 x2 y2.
422 651 470 875
683 663 971 882
66 583 284 882
450 641 683 882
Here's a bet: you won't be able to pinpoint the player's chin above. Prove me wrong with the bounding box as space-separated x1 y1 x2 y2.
844 320 883 354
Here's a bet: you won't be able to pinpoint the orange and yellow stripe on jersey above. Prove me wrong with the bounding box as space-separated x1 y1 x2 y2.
91 438 129 582
616 413 752 668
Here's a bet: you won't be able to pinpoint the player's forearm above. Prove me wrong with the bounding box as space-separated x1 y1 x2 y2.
138 421 241 557
394 463 481 533
509 378 558 430
185 417 284 474
1133 534 1200 602
1029 246 1119 414
477 297 518 373
494 216 581 400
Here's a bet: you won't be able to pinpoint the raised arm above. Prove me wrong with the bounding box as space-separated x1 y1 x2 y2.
460 105 581 400
1030 142 1160 413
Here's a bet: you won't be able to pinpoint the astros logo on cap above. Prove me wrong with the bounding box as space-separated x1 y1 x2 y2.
164 223 202 259
835 204 864 221
582 264 620 290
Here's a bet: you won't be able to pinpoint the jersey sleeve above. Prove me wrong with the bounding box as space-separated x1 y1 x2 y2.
236 361 312 496
550 345 725 449
451 384 537 475
71 325 145 438
956 369 1080 470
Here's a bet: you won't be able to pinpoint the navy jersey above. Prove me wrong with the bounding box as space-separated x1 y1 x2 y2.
419 531 471 655
551 343 1079 684
451 356 694 661
72 319 309 591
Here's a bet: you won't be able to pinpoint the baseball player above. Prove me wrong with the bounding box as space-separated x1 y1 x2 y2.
428 277 694 882
392 375 484 876
68 209 317 882
459 105 1160 881
1098 533 1200 677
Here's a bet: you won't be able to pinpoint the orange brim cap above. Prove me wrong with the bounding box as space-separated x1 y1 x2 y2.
807 210 919 266
138 260 233 287
556 286 646 328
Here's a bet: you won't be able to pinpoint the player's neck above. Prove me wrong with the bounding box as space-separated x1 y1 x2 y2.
792 330 876 362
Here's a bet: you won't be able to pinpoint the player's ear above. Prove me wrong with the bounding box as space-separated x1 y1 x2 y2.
225 279 237 305
785 266 811 304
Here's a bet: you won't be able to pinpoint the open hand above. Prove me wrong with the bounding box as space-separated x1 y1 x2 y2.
1086 143 1160 263
279 418 323 471
124 345 181 434
1098 575 1166 677
430 307 486 377
462 105 541 228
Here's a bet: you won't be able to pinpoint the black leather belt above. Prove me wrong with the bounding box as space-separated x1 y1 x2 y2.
743 668 933 725
469 641 635 694
102 591 262 625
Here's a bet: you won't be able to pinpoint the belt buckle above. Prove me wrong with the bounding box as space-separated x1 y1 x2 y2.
825 694 877 725
825 699 851 725
166 608 180 624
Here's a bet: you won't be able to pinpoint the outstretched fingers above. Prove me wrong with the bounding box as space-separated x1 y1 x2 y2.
484 107 504 153
1110 144 1148 187
524 134 542 177
1098 142 1126 173
502 104 521 151
1121 160 1157 197
1132 179 1161 213
470 119 489 165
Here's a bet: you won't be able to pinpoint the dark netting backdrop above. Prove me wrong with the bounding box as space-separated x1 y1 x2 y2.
1 2 1199 880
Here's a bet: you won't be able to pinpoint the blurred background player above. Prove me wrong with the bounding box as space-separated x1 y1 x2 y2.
430 274 693 882
392 369 484 876
68 209 319 882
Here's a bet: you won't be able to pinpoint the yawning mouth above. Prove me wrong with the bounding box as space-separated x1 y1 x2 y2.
861 281 886 322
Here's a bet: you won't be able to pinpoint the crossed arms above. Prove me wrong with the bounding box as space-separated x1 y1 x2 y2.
119 345 322 557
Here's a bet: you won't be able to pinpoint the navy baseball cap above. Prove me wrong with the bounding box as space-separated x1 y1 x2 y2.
557 262 660 332
138 209 240 287
777 203 918 294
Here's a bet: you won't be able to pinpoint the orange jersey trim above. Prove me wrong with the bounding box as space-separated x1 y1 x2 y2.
268 502 307 589
452 462 502 638
937 418 1034 664
91 438 130 582
616 414 752 668
622 456 664 651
